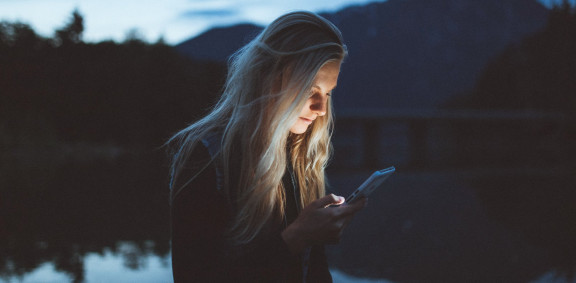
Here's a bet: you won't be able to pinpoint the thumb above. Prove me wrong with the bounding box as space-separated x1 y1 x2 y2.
311 194 345 209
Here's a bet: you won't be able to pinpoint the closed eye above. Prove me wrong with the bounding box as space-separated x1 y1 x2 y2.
311 86 334 97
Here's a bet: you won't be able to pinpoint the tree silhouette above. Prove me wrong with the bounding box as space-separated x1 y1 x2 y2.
55 9 84 46
0 10 226 149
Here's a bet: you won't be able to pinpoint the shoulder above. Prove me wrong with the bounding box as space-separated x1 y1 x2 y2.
182 142 213 183
171 129 227 200
170 143 215 201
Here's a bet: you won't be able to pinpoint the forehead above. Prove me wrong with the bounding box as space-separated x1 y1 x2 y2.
313 61 341 89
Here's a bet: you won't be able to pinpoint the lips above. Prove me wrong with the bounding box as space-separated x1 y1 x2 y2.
300 117 315 124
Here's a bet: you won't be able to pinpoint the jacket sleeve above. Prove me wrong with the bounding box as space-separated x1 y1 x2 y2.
170 145 303 282
307 245 333 282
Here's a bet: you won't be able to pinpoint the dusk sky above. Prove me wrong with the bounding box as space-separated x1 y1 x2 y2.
0 0 571 45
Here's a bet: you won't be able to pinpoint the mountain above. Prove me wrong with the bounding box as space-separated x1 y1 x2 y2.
174 24 263 62
174 0 549 111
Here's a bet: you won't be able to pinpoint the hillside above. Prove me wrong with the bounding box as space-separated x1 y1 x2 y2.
174 24 262 62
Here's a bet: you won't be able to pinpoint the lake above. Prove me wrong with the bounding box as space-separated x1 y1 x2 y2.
1 144 574 282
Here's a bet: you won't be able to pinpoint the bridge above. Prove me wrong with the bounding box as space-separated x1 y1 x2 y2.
334 109 568 170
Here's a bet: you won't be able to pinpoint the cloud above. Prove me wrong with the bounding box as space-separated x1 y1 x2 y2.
180 8 238 18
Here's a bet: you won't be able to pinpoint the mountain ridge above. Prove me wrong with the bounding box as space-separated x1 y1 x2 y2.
175 0 549 110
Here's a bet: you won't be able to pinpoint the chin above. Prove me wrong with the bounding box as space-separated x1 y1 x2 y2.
290 129 306 135
290 126 308 134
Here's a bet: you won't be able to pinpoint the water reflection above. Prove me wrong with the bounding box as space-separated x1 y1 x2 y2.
1 146 575 282
326 167 576 282
0 148 170 283
5 250 393 283
4 243 172 283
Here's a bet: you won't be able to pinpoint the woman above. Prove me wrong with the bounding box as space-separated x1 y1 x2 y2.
168 11 366 282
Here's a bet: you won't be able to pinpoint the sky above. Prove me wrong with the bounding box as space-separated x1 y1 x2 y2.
0 0 571 45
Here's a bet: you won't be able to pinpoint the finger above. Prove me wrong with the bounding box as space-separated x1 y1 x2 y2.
310 194 345 209
336 198 367 217
346 197 367 209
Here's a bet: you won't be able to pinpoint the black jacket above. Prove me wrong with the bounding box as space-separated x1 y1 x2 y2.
170 137 332 282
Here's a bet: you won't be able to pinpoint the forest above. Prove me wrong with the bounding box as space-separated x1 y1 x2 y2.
0 10 225 151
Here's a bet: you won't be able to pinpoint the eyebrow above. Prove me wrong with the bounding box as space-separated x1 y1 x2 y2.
313 85 337 92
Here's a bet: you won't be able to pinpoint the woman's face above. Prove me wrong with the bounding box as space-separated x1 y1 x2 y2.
289 61 341 134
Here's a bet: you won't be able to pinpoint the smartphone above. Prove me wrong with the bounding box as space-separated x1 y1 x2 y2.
345 166 395 204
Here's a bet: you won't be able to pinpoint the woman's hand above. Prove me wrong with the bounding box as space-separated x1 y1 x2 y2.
281 194 367 254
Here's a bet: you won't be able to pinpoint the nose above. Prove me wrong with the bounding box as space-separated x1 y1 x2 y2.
310 93 328 116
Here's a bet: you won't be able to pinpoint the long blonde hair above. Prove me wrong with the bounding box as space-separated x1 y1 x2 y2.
168 11 347 244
